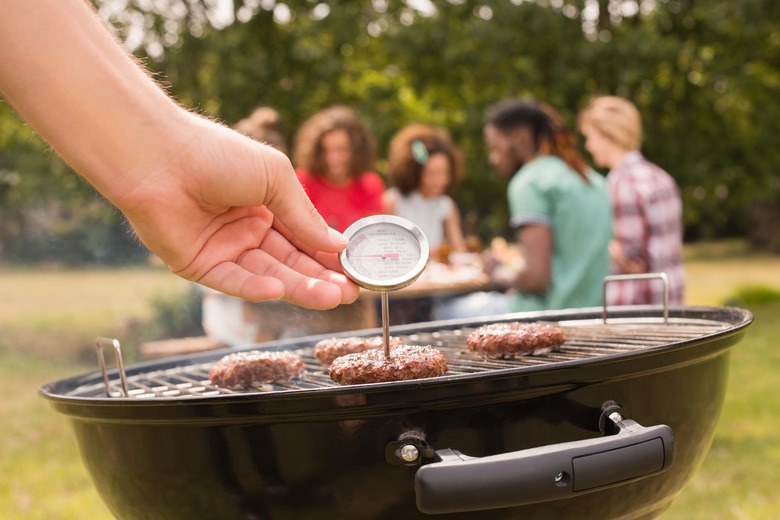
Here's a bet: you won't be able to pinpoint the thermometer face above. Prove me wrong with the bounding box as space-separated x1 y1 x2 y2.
340 215 429 292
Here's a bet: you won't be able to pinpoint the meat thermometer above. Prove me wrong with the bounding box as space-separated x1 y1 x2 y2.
339 215 429 357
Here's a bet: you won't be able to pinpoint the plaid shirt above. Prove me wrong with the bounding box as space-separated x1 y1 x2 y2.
607 152 685 305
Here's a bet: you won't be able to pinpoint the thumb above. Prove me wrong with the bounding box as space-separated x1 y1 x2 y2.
258 146 348 254
206 130 348 254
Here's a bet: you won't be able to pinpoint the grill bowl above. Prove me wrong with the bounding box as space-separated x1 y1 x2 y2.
40 305 753 520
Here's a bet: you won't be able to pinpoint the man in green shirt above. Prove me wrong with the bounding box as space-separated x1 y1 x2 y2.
484 99 612 312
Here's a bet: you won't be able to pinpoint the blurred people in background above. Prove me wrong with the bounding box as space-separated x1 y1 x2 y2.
233 106 288 153
481 98 612 312
434 99 612 319
383 123 468 261
293 106 383 232
578 95 684 305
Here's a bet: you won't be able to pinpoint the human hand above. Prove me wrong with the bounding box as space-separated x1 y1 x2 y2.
609 240 647 274
0 0 357 309
115 115 359 309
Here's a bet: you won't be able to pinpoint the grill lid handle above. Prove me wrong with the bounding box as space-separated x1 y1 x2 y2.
415 415 674 514
95 337 129 398
602 272 670 324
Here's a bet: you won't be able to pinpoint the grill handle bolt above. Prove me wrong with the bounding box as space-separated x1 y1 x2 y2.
400 444 420 462
386 430 434 466
599 401 625 435
554 471 570 487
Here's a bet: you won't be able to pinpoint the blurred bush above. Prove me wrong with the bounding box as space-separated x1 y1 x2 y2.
724 285 780 307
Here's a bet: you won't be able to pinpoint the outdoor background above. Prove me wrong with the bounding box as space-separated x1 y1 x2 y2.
1 1 779 518
2 0 779 258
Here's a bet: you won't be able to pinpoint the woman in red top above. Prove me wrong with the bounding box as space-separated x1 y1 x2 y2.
293 106 384 232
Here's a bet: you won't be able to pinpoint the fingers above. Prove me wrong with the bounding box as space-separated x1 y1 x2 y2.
193 251 358 309
159 122 359 308
254 144 349 254
271 217 346 273
198 261 286 303
199 259 349 309
249 227 360 306
203 131 348 255
193 221 358 308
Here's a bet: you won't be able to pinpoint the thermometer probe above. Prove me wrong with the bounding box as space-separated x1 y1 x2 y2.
339 216 429 357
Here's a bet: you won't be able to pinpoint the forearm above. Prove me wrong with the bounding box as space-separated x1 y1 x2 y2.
491 263 549 294
0 0 189 206
490 225 551 294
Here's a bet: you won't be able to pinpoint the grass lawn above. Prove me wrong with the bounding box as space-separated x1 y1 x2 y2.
0 242 778 519
659 301 780 519
0 266 189 519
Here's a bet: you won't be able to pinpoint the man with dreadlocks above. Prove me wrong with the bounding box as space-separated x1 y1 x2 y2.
481 98 612 312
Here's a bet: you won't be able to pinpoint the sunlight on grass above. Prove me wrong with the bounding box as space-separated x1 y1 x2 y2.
683 241 780 306
0 266 189 359
0 266 188 328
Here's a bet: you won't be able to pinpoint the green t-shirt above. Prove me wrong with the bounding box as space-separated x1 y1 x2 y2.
507 155 612 312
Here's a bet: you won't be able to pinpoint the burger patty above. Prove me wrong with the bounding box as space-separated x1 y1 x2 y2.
328 345 448 385
466 321 565 358
314 335 404 366
209 350 305 388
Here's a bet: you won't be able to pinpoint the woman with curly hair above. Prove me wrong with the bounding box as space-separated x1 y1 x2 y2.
383 123 468 261
293 106 384 232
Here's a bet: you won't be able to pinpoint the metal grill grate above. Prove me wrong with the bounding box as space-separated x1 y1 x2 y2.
80 317 731 400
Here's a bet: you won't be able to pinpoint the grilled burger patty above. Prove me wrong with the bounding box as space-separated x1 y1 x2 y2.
314 335 404 366
328 345 448 385
466 322 565 358
209 350 305 388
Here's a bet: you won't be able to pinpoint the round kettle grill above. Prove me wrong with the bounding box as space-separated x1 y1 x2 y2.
40 295 753 520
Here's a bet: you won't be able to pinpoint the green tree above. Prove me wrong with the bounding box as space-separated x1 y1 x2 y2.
2 0 778 264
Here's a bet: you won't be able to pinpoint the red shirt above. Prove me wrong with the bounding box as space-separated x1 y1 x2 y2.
296 169 384 232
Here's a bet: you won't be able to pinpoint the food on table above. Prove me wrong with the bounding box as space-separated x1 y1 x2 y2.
314 335 404 366
466 322 565 358
209 350 305 388
328 345 448 385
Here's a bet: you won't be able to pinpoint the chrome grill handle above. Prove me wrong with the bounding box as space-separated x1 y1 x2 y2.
602 273 669 324
95 337 129 397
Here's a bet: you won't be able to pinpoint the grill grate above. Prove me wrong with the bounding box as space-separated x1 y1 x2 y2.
78 317 731 400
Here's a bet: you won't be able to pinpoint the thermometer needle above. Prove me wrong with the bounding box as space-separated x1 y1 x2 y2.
352 253 400 258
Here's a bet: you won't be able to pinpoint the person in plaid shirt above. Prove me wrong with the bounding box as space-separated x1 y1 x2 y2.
578 96 685 305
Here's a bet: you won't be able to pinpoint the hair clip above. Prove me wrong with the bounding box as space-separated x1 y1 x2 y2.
411 139 429 165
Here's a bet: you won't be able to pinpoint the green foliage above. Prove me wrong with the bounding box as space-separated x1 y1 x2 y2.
144 284 205 340
2 0 779 262
724 284 780 307
116 0 780 246
0 102 149 264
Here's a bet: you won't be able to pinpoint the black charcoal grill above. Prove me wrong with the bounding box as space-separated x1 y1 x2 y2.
40 304 753 520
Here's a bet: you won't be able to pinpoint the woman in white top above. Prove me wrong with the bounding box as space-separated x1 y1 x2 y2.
383 124 467 261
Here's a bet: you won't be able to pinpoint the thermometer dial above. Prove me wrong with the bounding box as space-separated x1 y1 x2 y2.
340 215 429 292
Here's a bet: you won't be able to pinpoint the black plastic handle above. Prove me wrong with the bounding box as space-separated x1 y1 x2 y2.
415 419 674 514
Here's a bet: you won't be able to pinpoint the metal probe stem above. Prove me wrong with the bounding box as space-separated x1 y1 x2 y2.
381 292 391 358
